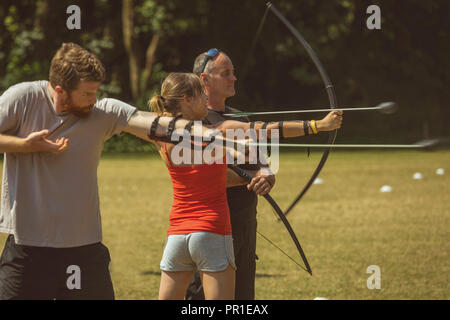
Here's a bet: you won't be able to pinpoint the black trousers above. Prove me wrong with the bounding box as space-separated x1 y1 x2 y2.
0 235 114 300
185 219 257 300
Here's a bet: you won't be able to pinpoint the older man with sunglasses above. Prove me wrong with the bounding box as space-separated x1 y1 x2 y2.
184 49 275 300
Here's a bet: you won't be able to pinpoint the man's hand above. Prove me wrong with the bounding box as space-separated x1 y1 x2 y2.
247 169 276 196
22 130 69 154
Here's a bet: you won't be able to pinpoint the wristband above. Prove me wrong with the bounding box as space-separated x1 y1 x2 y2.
310 120 318 134
167 114 183 137
184 120 194 133
303 120 310 136
149 116 161 139
278 121 284 139
261 122 271 157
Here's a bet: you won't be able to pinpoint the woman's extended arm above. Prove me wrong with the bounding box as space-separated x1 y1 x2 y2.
215 110 343 138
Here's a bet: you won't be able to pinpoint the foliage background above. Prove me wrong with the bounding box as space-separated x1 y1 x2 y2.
1 0 449 151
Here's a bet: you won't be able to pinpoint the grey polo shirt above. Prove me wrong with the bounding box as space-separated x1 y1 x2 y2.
0 81 137 247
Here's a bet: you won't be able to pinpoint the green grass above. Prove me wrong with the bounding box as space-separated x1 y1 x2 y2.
0 150 449 299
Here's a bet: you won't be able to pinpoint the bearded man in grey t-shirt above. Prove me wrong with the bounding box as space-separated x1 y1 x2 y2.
0 42 209 300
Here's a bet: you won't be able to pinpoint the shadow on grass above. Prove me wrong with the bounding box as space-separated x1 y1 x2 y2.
141 270 161 276
255 273 286 278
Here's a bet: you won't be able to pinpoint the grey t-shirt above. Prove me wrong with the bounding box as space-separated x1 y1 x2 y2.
0 81 137 247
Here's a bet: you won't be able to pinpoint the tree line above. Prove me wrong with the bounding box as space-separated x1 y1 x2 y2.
1 0 448 152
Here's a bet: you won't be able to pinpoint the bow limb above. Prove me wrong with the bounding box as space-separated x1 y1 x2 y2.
265 2 338 216
228 165 312 275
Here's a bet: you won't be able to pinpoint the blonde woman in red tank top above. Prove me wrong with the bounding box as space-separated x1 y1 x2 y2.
149 73 343 300
149 73 238 300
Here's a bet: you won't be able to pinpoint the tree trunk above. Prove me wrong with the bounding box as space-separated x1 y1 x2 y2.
141 34 160 94
122 0 140 101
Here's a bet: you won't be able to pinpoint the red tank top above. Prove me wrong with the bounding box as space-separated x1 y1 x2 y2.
163 144 231 236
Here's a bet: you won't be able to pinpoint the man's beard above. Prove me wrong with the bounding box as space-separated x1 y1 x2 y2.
69 105 94 118
63 95 94 118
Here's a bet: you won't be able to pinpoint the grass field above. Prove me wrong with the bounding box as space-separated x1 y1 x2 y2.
0 150 449 300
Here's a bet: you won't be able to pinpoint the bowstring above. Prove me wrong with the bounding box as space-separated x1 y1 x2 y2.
257 230 309 273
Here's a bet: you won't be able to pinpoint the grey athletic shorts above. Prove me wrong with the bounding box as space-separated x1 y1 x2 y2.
160 232 236 272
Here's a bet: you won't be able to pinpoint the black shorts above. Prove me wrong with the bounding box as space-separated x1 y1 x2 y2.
0 235 114 300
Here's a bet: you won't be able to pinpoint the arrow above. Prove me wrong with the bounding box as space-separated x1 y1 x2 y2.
224 102 398 117
247 138 440 150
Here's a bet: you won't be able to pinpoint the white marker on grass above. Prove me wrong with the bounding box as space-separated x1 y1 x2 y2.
413 172 423 180
436 168 444 175
313 178 324 184
380 185 392 193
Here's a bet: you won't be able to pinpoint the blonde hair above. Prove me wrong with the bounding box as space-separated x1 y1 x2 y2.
149 73 204 116
49 42 105 91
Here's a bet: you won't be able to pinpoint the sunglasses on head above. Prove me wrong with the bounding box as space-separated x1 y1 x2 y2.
199 48 220 73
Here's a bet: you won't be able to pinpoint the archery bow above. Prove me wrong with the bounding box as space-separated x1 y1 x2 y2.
225 2 340 275
264 2 339 217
